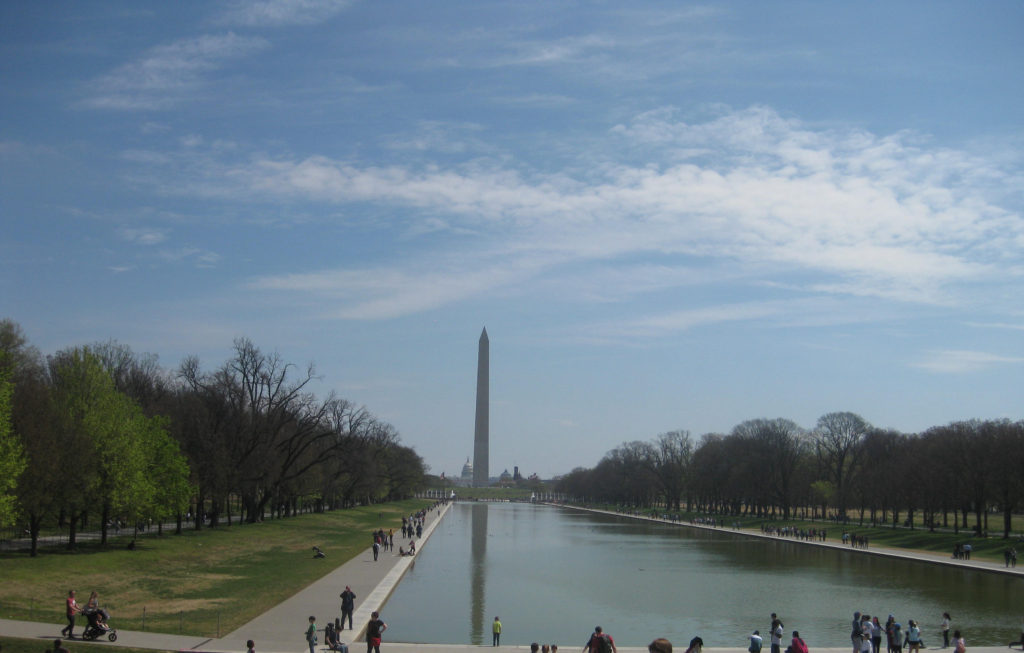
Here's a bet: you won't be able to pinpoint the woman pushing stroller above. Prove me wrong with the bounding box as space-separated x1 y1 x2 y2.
81 591 117 641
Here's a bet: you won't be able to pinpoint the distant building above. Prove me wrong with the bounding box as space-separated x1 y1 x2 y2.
460 457 474 487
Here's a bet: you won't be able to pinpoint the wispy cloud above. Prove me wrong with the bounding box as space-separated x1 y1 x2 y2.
250 255 547 319
82 33 268 110
913 350 1024 374
215 0 353 27
117 227 168 245
159 247 221 268
124 106 1024 322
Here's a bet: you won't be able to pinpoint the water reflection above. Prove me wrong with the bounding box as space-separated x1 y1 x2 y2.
382 503 1024 647
470 502 488 645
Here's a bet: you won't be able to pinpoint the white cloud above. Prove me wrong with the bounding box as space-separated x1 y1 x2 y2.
117 227 168 245
913 350 1024 374
127 106 1024 321
215 0 352 27
250 256 546 319
159 247 222 267
82 33 268 110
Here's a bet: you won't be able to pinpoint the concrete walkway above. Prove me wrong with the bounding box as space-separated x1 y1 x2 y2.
0 502 1018 653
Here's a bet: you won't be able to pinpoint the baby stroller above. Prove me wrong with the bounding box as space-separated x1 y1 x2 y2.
82 606 118 642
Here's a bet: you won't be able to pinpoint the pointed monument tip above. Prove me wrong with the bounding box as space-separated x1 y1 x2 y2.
480 327 488 339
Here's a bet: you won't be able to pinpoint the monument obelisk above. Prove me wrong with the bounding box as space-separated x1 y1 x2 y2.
472 327 489 487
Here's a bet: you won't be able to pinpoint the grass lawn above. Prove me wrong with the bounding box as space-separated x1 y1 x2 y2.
0 500 432 638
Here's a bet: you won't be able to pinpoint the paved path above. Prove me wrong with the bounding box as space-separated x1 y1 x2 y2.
1 501 1018 653
564 506 1024 578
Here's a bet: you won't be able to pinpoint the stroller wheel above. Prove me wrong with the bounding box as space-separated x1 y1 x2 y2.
108 632 118 642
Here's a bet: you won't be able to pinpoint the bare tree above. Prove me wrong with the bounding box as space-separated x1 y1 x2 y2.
648 430 693 511
813 412 870 518
732 418 808 519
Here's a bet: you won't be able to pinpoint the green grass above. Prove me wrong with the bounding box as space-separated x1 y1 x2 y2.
0 500 432 638
0 635 175 653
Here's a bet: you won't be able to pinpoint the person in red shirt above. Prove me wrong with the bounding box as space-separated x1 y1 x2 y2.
583 626 617 653
61 590 81 638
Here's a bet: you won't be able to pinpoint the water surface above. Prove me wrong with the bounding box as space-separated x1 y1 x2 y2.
382 502 1021 647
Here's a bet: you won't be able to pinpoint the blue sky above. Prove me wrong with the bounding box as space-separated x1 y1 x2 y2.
2 1 1023 479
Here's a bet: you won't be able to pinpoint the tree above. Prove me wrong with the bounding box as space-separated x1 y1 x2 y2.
48 347 172 546
0 361 26 526
732 418 807 519
812 412 870 518
648 430 693 511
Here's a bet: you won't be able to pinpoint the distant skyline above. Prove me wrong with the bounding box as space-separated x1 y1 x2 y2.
2 1 1023 479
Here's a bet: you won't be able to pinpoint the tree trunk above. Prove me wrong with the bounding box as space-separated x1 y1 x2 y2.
67 511 79 550
29 513 42 558
101 500 111 545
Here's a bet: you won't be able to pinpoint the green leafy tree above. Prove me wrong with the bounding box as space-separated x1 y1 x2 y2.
0 362 27 526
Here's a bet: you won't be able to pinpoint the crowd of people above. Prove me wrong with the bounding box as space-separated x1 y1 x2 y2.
760 524 828 542
845 610 967 653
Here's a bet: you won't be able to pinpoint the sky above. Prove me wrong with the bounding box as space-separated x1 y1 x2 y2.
2 1 1023 480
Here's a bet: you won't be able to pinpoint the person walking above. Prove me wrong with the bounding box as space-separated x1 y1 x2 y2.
366 611 387 653
372 538 380 561
340 586 356 631
61 590 81 639
306 616 318 653
583 626 617 653
492 616 502 646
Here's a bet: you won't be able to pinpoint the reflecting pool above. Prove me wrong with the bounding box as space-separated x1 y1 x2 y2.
382 502 1022 647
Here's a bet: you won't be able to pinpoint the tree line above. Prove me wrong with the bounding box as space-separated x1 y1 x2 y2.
555 412 1024 539
0 319 427 555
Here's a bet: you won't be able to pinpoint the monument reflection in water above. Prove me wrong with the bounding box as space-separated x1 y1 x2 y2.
382 502 1023 647
470 502 487 644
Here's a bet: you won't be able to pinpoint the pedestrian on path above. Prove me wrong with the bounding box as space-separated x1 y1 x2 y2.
372 539 380 561
492 616 502 646
306 616 318 653
366 611 387 653
247 639 255 653
61 590 81 639
340 586 356 630
583 626 617 653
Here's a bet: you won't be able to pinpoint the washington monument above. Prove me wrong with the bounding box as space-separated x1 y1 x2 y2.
473 327 489 487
